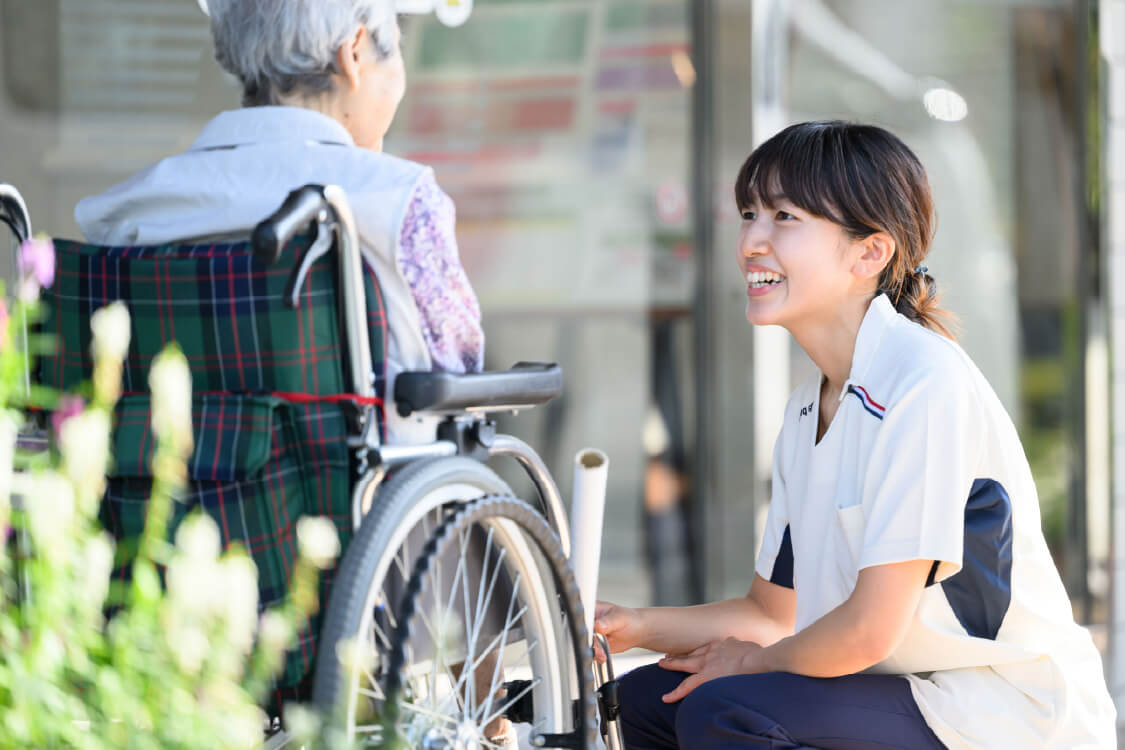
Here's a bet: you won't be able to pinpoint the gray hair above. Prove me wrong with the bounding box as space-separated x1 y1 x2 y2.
206 0 397 107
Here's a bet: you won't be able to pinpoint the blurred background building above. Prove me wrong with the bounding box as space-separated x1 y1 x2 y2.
2 0 1125 725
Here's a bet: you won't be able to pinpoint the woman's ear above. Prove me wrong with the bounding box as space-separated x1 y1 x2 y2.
851 231 896 282
335 26 368 92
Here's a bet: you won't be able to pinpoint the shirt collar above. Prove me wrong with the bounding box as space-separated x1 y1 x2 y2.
849 293 899 384
188 106 356 151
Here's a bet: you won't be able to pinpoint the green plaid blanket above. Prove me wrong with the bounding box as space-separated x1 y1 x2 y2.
38 236 389 702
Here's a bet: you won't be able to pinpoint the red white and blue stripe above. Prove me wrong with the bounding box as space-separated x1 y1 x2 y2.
847 385 885 420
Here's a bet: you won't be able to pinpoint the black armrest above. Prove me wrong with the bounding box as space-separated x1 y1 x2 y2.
394 362 563 417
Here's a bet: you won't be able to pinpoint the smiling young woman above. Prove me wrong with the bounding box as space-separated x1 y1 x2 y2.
594 121 1116 750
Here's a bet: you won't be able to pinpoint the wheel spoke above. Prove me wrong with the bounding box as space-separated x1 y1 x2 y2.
456 525 477 713
398 698 463 726
393 546 409 583
380 498 587 747
470 526 498 644
464 541 508 683
441 524 470 644
425 555 470 717
370 609 392 651
478 570 523 728
360 665 383 700
478 677 541 731
458 603 530 684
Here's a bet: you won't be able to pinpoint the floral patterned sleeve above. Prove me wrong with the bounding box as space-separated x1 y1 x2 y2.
397 172 484 373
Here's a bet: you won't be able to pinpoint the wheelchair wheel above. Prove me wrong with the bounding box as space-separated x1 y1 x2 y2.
383 495 596 750
312 457 513 741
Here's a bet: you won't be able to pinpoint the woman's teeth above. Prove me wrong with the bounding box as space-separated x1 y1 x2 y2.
746 271 784 287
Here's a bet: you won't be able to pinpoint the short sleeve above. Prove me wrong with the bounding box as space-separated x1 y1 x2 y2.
755 446 794 589
857 371 983 580
397 172 485 373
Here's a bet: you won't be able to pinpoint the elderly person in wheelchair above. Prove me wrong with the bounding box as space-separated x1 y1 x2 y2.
77 0 481 444
15 1 617 747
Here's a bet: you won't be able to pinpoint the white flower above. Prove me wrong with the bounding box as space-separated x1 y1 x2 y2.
282 704 321 744
59 410 110 506
334 636 376 676
296 516 340 570
174 513 221 563
90 302 131 363
23 472 76 560
0 412 17 529
223 706 266 750
167 556 222 618
220 555 259 653
80 532 114 614
258 611 293 656
37 630 65 675
169 623 210 675
148 347 193 454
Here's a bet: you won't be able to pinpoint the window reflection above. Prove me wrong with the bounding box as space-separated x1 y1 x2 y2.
389 0 703 607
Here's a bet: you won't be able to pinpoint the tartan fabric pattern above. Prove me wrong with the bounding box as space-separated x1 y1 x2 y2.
106 393 314 686
38 236 389 695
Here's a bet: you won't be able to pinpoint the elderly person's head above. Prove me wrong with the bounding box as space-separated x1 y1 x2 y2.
207 0 404 150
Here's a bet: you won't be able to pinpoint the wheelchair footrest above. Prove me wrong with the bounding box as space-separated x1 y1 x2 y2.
502 679 535 724
598 678 621 723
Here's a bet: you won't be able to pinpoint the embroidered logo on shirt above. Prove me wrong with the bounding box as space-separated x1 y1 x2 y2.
846 385 885 420
798 402 815 420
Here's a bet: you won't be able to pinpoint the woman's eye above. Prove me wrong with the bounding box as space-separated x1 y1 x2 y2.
741 210 756 221
776 210 796 221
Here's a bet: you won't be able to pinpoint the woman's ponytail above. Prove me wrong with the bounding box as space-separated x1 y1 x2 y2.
885 267 957 339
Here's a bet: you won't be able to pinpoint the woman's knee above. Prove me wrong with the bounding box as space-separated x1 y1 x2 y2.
673 677 733 742
617 664 685 749
673 675 797 749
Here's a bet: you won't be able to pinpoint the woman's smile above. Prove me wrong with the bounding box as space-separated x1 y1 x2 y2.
746 267 786 297
742 266 787 296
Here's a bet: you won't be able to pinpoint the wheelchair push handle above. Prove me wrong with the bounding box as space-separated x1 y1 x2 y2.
252 184 328 266
0 183 32 245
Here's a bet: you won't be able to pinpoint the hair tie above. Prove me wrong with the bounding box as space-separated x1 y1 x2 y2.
913 265 929 276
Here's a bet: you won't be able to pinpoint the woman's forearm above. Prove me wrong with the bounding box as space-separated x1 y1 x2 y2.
758 607 877 677
756 560 930 678
757 598 895 678
637 596 792 655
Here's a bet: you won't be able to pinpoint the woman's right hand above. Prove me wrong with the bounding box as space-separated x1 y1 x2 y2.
593 600 645 662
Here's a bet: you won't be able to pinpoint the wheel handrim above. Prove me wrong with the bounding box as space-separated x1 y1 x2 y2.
385 504 580 748
345 481 489 741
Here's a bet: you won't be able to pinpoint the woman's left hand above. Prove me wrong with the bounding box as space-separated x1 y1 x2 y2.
657 637 766 703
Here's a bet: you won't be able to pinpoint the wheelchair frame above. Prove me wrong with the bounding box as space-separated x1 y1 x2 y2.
1 181 625 750
251 185 575 553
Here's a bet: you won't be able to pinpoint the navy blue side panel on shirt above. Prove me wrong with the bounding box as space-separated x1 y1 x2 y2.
941 478 1014 640
770 525 794 588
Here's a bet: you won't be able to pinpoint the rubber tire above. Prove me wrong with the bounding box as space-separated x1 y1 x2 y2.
311 457 513 720
384 495 597 750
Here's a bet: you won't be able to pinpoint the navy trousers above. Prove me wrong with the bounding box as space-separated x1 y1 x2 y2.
618 664 948 749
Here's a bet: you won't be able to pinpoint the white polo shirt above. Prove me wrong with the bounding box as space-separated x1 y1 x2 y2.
755 294 1116 749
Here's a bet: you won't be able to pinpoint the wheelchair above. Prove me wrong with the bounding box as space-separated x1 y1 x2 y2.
0 182 625 750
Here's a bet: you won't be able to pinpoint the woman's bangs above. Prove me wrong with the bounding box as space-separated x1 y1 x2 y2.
735 126 849 226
